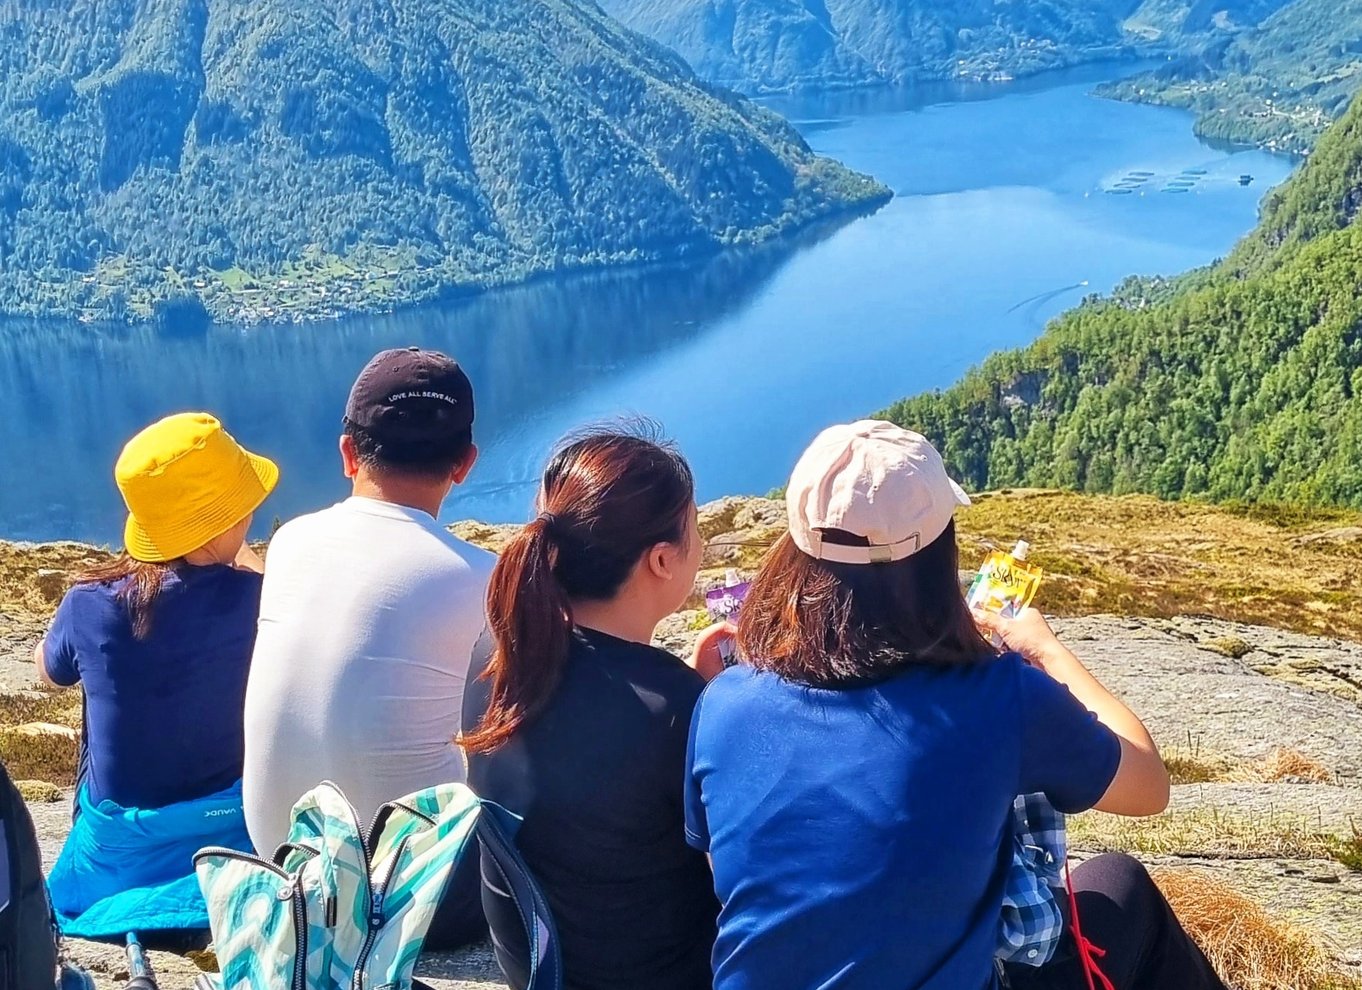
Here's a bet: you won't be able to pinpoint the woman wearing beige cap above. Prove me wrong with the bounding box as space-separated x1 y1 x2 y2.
683 421 1225 990
37 412 277 941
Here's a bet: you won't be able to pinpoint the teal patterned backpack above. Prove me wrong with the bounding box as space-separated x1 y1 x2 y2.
193 781 561 990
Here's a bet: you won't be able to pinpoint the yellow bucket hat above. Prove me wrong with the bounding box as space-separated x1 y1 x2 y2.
115 413 279 563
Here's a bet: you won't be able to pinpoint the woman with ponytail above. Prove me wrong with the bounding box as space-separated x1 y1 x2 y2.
462 426 729 990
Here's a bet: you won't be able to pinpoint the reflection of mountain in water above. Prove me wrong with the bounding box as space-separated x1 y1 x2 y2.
763 59 1144 122
0 218 852 542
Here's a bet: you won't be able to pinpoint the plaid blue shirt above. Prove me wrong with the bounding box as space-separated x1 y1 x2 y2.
997 792 1066 966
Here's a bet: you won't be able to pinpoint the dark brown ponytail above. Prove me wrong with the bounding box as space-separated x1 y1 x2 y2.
462 426 694 754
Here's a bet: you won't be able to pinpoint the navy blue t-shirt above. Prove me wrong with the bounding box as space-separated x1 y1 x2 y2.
684 654 1120 990
43 565 263 810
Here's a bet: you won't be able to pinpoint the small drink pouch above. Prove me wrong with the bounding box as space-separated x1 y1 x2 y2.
705 569 750 667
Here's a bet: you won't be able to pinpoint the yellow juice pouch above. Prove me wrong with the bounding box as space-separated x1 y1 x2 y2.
966 540 1043 618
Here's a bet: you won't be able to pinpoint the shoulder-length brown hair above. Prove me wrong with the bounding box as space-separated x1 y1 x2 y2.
75 554 176 640
461 426 695 754
737 520 995 687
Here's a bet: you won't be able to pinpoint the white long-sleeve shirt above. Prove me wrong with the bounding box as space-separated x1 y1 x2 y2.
243 496 493 852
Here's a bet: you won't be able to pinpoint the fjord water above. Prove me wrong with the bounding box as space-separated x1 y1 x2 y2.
1 67 1293 543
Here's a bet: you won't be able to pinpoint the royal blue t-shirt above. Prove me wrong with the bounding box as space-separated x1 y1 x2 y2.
43 565 263 810
684 654 1120 990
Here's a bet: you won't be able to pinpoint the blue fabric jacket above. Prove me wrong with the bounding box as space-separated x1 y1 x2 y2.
48 780 253 938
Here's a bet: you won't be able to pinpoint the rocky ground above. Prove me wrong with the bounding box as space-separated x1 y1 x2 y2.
1 494 1359 987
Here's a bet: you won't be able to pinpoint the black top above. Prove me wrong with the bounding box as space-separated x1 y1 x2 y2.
463 627 719 990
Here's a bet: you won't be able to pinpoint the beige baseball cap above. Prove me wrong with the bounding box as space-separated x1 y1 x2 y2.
786 420 971 565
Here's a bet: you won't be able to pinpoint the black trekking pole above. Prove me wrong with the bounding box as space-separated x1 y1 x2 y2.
124 933 159 990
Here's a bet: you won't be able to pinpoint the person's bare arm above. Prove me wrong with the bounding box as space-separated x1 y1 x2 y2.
975 608 1170 817
33 639 61 689
687 622 737 682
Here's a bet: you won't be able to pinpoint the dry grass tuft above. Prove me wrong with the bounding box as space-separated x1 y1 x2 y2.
1238 748 1335 785
1153 868 1361 990
1324 824 1362 872
1070 807 1355 866
448 521 519 556
16 779 63 803
0 542 111 625
0 730 78 787
1165 750 1236 784
1204 635 1255 659
1162 744 1333 785
0 689 82 729
186 947 219 974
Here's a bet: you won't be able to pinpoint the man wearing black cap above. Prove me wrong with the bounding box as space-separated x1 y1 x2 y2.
243 347 493 948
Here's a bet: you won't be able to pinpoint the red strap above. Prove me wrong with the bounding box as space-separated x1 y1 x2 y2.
1065 859 1117 990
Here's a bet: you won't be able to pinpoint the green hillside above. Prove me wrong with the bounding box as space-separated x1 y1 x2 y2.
1121 0 1291 41
0 0 886 324
604 0 1359 153
879 90 1362 508
1101 0 1362 153
598 0 1143 94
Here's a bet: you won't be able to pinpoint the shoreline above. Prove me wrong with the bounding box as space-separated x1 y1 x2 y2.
0 185 892 331
743 49 1156 99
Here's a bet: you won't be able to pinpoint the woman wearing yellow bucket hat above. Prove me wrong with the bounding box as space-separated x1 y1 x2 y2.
36 414 277 940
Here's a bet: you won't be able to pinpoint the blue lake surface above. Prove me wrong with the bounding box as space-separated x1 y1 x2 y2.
0 66 1295 543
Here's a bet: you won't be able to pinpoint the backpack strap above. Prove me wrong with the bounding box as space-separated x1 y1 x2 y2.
0 755 60 989
476 803 563 990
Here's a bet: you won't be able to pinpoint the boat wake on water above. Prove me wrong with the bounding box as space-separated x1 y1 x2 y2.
1006 281 1090 316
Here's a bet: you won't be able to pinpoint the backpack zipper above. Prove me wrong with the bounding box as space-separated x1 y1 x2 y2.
289 881 308 990
349 799 439 988
350 833 413 990
364 801 438 858
272 841 320 866
194 847 309 990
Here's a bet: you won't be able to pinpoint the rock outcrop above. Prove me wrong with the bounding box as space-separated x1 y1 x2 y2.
1 493 1358 985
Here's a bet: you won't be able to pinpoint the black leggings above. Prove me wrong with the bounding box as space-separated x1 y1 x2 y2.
1004 853 1226 990
423 839 490 951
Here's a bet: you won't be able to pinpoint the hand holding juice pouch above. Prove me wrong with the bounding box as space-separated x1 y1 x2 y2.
967 541 1043 646
706 569 749 667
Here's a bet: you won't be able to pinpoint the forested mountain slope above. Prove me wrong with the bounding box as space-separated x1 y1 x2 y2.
598 0 1143 94
880 90 1362 508
1101 0 1362 152
0 0 885 324
1121 0 1291 41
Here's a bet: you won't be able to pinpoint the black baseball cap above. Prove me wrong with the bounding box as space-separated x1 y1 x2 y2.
344 347 475 448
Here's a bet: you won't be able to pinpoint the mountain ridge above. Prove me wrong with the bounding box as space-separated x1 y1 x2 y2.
599 0 1144 94
603 0 1361 153
0 0 887 325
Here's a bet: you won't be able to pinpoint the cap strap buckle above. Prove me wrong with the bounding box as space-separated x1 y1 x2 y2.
809 530 922 564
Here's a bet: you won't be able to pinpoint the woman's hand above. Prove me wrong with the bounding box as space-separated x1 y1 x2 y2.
978 607 1170 817
972 607 1075 674
688 622 738 682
